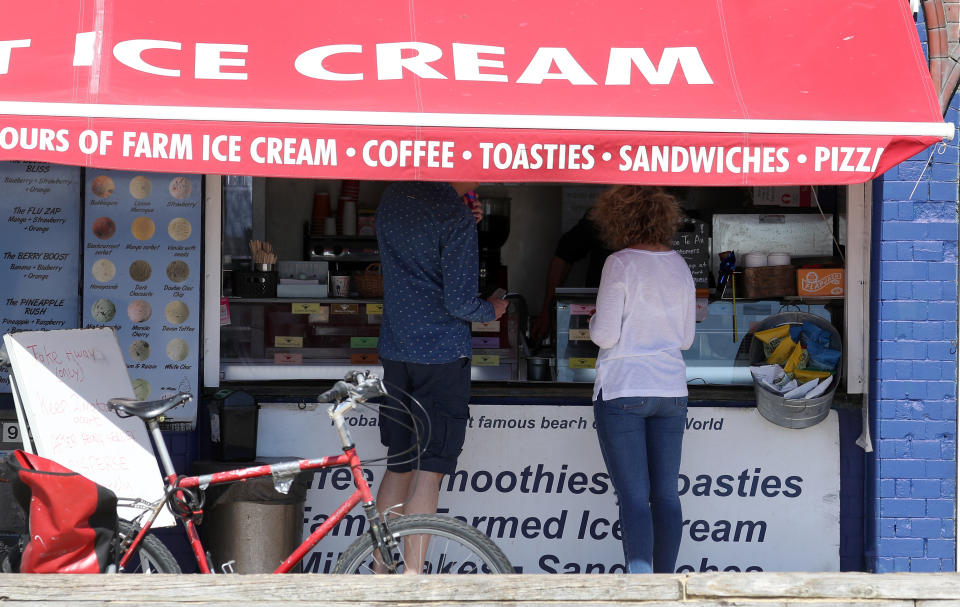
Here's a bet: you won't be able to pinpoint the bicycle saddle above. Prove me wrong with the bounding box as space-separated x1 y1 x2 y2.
108 393 192 420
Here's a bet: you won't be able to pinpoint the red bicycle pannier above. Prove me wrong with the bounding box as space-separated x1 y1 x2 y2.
0 450 118 573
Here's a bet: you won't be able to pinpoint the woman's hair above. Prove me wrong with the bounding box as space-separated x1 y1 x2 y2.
588 185 682 249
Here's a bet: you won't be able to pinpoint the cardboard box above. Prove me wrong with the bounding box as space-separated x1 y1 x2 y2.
796 268 844 297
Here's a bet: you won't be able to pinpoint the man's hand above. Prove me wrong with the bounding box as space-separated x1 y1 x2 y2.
488 296 509 319
464 191 483 224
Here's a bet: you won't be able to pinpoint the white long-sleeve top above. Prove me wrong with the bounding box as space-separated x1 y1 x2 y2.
588 248 696 400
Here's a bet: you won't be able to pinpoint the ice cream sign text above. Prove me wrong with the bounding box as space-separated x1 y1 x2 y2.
0 35 713 86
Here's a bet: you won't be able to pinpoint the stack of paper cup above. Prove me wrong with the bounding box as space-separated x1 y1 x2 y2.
341 198 357 235
323 217 337 235
744 251 768 267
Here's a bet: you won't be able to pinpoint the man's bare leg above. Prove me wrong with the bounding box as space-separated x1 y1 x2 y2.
374 469 443 573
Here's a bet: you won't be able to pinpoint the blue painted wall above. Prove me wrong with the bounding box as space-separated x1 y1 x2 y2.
867 10 959 572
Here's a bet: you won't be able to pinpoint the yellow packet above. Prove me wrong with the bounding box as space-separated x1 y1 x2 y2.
783 343 804 374
765 336 795 366
754 324 790 344
794 368 832 382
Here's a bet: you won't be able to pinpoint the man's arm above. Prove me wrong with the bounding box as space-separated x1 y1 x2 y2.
439 213 501 322
530 214 597 342
531 256 573 342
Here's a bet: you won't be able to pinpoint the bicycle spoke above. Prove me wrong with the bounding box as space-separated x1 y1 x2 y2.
334 514 513 574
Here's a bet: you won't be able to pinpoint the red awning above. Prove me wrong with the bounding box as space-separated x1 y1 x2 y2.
0 1 952 185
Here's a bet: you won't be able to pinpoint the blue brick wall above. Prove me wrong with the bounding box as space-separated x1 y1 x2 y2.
867 15 959 569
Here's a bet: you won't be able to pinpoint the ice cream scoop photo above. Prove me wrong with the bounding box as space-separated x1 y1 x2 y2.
169 176 192 199
132 378 150 400
166 260 189 283
131 216 155 241
129 175 153 199
129 260 152 282
166 338 189 362
90 298 116 323
129 339 151 361
91 259 116 283
91 216 116 240
167 217 192 241
165 300 189 325
127 299 152 323
91 175 115 198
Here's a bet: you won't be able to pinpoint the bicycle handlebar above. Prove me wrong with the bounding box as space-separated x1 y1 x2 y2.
318 380 353 404
318 370 387 405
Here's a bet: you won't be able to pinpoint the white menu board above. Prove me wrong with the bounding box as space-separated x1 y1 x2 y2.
82 171 202 425
0 161 82 393
4 328 173 526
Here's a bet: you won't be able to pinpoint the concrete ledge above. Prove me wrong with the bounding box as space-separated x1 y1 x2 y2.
1 572 959 606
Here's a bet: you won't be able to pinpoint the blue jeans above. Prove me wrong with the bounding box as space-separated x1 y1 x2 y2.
593 393 687 573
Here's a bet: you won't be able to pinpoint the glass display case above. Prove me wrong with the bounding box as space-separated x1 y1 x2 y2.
555 288 599 383
683 300 831 385
220 298 384 380
552 289 834 386
221 295 523 381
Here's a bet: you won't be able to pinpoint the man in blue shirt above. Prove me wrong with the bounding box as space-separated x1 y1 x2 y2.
375 181 508 526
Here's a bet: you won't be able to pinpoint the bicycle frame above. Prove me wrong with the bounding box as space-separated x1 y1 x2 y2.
119 397 386 574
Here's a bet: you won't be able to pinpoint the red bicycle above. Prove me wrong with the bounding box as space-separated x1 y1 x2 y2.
103 370 512 574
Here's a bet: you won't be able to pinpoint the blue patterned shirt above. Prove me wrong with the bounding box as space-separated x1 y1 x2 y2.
376 182 495 363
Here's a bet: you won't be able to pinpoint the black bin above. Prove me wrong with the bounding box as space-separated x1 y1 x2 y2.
191 459 314 573
208 390 259 462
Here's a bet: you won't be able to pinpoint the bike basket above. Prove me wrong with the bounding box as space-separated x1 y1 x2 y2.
0 450 118 573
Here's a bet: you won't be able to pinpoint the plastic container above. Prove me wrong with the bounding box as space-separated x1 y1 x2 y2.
233 270 278 298
748 312 841 429
209 390 259 461
767 252 792 266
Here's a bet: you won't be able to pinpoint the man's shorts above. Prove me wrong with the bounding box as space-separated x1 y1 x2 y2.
379 357 471 475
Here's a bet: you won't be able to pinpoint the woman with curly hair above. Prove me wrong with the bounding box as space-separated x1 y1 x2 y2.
588 185 696 573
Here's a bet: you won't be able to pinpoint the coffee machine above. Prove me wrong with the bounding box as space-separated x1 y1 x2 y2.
475 190 510 296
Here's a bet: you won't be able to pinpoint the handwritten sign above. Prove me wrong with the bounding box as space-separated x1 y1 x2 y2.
4 328 173 526
671 217 709 289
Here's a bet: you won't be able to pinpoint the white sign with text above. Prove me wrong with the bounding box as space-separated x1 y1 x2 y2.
4 328 173 525
257 404 839 573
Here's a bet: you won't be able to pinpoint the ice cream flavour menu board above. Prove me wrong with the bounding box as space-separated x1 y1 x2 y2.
0 161 82 393
82 170 201 425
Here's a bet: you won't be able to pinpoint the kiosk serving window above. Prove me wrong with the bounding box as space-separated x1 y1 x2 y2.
212 179 857 393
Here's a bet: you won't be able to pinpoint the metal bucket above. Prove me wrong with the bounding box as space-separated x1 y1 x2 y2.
748 312 841 429
525 356 553 381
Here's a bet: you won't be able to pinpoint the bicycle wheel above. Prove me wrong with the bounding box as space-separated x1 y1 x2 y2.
333 514 513 574
116 520 181 574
